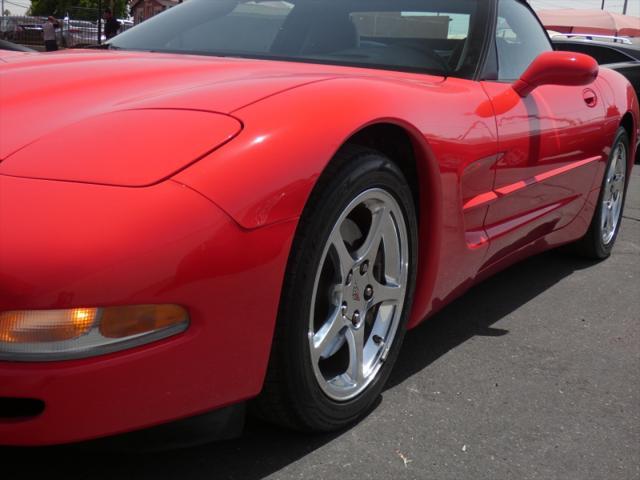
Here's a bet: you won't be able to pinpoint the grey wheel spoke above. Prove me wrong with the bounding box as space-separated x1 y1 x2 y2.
610 207 616 226
345 327 365 384
370 279 403 306
355 205 387 263
381 213 402 282
311 309 344 362
330 229 354 280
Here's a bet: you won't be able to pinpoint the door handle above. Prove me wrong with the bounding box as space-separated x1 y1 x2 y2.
583 88 598 108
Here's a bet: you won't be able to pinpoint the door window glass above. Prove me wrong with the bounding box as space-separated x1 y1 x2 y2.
496 0 552 81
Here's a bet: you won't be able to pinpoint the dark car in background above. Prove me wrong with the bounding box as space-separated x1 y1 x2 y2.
11 21 46 46
0 17 20 41
0 17 60 47
1 16 81 49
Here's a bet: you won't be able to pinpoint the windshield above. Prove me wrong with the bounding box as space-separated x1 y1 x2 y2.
110 0 488 78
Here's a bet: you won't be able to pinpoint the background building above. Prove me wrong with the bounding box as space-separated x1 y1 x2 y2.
1 0 31 16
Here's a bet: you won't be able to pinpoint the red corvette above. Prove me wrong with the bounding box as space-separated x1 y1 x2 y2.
0 0 637 446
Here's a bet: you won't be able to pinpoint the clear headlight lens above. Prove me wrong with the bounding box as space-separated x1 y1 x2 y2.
0 305 189 361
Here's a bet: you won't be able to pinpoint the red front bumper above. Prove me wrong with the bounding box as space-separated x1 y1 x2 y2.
0 176 296 445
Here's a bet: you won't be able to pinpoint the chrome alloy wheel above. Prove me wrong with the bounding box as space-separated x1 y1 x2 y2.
308 188 409 401
601 142 627 245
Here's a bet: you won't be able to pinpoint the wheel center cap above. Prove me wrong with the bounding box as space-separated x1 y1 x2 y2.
351 284 361 302
345 269 368 309
343 273 367 327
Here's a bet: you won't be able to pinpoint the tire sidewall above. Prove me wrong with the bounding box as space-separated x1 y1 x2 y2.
591 128 630 258
281 150 418 430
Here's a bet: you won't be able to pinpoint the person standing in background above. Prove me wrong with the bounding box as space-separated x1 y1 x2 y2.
103 9 120 40
42 16 59 51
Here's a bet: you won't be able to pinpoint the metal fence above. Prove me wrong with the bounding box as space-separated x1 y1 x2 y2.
0 15 133 49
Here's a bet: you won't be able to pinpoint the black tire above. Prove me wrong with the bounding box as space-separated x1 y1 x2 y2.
574 127 630 259
252 145 418 432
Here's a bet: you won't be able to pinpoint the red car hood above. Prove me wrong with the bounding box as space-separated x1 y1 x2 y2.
0 50 443 187
0 50 334 186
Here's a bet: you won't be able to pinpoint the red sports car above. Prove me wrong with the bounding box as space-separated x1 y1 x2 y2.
0 0 637 446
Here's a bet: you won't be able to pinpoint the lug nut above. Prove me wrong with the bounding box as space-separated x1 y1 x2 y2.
341 303 348 317
351 311 360 327
360 262 369 275
364 285 373 300
345 271 353 285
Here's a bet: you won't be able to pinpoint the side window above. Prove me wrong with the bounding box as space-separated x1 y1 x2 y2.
496 0 552 81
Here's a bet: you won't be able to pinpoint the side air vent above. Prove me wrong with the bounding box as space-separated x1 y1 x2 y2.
0 397 45 419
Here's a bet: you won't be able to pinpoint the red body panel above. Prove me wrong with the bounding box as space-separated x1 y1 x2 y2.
1 110 242 186
0 49 637 446
477 80 607 266
0 51 334 160
0 175 295 445
174 75 501 324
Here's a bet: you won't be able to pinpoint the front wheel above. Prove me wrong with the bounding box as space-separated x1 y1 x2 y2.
253 146 418 431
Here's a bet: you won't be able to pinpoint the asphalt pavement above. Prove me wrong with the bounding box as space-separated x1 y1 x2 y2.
2 167 639 480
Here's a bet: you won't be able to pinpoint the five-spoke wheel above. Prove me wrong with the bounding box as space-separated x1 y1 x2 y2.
576 126 630 259
309 189 409 401
600 141 627 245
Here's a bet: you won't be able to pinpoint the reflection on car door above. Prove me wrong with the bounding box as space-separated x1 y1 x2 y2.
479 0 607 266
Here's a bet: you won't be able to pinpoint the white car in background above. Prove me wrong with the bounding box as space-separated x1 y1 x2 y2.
62 19 100 47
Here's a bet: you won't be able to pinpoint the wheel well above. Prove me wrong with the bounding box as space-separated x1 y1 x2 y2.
345 124 420 212
620 112 638 165
339 123 443 329
620 112 634 140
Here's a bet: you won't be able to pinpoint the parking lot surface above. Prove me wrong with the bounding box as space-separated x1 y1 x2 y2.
2 167 639 480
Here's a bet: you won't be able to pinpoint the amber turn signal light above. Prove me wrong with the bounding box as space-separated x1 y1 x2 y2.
0 308 97 343
0 305 189 361
99 305 188 338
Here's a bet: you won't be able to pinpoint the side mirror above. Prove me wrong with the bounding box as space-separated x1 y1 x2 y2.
512 51 599 97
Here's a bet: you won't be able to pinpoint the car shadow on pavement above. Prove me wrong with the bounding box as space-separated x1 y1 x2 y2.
386 249 599 391
0 250 599 480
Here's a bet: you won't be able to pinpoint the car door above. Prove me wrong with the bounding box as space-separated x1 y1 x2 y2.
479 0 607 265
